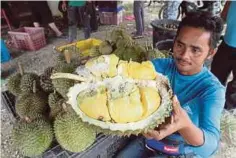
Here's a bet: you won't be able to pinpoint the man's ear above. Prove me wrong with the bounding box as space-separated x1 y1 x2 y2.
207 48 217 60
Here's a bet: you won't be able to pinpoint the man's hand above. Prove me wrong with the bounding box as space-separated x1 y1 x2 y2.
143 96 192 141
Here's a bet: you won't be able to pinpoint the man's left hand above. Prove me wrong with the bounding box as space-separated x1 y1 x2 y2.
143 96 192 140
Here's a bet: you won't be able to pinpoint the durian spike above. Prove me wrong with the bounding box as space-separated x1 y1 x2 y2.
50 73 87 82
24 116 32 123
33 80 37 93
64 49 71 64
18 62 24 76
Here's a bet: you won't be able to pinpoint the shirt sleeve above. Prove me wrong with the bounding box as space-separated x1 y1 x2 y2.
151 58 173 75
186 86 225 158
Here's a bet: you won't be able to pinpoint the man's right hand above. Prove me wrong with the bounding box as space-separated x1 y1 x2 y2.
62 1 67 12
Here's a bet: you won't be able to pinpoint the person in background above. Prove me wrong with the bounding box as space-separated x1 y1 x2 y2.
28 1 63 37
132 0 144 39
116 12 225 158
211 1 236 109
62 0 91 43
163 0 182 20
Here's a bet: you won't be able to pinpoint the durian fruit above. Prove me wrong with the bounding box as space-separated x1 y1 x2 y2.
85 54 119 78
107 81 144 123
48 91 64 118
77 85 111 121
54 105 96 152
7 73 22 96
128 61 157 80
139 87 161 119
52 78 75 99
20 73 40 93
61 73 173 136
16 82 48 121
12 118 53 157
52 54 76 99
122 46 142 62
48 91 62 108
99 40 113 55
89 45 101 57
40 67 54 93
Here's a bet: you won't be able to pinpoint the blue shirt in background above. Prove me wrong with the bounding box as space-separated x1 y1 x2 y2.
146 58 225 158
224 1 236 48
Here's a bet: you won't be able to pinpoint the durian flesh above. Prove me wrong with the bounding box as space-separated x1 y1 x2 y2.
67 74 173 135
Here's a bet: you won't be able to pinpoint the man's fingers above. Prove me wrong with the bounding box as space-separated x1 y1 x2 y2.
173 95 181 113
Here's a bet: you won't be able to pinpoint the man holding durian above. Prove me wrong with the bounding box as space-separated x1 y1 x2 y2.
117 12 225 158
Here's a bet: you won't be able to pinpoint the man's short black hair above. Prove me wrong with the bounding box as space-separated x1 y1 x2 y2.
176 12 224 49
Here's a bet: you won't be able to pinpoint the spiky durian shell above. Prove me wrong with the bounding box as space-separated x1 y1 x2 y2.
53 63 75 74
15 91 48 120
54 108 96 152
40 67 54 93
99 41 113 55
67 74 173 136
20 73 40 93
7 73 22 96
52 79 75 99
48 92 62 108
12 118 53 157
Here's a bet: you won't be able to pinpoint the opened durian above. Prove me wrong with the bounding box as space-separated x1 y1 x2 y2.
85 54 119 78
12 118 53 157
51 54 173 136
54 105 96 152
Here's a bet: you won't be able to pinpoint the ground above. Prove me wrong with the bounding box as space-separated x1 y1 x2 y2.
1 2 235 158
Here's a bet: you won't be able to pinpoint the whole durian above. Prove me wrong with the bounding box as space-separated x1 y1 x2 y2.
54 106 96 152
40 67 54 93
16 83 48 120
48 92 64 118
20 73 40 93
99 40 113 55
12 118 53 157
7 73 22 96
52 61 76 99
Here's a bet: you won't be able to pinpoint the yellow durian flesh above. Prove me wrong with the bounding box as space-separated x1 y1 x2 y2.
108 88 144 123
107 54 119 77
85 54 119 78
139 87 161 119
117 60 129 78
128 61 156 80
77 86 111 121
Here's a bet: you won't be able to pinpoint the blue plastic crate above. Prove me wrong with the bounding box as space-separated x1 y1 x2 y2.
1 39 11 63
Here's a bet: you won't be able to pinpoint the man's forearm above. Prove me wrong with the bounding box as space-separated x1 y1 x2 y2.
179 122 204 146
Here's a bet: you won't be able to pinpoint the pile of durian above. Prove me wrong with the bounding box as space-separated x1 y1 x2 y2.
61 27 172 62
7 28 174 157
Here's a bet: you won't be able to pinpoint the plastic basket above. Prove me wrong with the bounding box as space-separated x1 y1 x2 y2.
99 10 123 25
8 27 46 51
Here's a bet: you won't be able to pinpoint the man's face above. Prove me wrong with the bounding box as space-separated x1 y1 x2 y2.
173 26 215 75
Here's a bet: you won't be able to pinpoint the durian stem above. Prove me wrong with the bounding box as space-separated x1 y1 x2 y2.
33 80 36 93
18 62 24 76
51 73 87 82
64 49 71 64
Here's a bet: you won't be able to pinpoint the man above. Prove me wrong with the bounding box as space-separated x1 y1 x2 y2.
116 12 225 158
133 0 144 39
211 1 236 109
62 0 91 42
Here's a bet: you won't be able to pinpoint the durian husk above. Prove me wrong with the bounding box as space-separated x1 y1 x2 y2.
54 106 96 152
12 118 53 157
7 73 22 96
67 73 173 136
40 67 54 93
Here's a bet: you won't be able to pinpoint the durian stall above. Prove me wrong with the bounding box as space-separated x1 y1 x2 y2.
4 27 236 158
5 28 173 158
